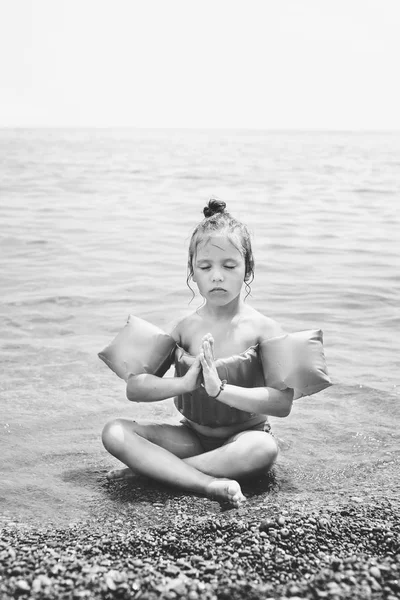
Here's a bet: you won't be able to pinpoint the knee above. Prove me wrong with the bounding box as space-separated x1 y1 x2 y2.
102 418 126 457
249 432 278 470
260 434 278 469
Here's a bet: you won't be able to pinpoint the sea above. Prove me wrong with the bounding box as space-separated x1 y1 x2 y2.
0 128 399 527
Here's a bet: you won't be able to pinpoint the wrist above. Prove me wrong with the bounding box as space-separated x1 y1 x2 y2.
207 379 227 399
180 375 190 394
180 374 197 394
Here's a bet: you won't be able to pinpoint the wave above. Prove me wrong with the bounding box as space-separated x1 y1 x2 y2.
4 295 92 308
353 187 396 195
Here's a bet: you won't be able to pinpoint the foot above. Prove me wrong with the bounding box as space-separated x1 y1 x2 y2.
106 467 137 481
206 479 246 508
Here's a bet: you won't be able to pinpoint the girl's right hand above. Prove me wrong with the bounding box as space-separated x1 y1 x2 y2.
182 355 203 392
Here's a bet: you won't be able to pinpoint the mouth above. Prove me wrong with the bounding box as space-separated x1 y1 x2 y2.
210 287 227 293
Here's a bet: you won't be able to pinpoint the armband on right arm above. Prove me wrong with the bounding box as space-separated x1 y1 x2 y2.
98 315 177 382
260 329 332 399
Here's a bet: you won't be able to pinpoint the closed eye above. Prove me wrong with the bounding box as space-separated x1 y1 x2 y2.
197 265 236 270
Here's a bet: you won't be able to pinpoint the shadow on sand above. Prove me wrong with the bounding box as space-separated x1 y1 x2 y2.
60 464 283 522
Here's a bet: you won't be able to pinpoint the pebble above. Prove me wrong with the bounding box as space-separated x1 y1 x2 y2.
288 584 301 595
105 575 116 590
15 579 29 591
370 577 382 591
259 519 275 531
281 528 290 538
369 565 381 579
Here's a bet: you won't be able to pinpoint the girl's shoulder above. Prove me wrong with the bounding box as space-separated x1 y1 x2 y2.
163 310 200 344
246 307 284 343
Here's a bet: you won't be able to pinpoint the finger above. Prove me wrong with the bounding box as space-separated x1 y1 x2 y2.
200 335 209 353
204 341 213 366
203 357 212 374
200 340 209 358
199 351 208 369
201 335 214 361
200 359 209 376
209 337 215 360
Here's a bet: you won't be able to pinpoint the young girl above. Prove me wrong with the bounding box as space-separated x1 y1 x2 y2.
101 199 329 507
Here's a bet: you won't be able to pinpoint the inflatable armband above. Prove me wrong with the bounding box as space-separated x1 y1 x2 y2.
260 330 332 399
98 315 177 381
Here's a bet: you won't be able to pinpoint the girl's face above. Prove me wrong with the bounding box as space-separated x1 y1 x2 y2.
192 234 246 305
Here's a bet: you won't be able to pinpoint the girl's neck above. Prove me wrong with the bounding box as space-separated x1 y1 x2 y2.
201 295 245 321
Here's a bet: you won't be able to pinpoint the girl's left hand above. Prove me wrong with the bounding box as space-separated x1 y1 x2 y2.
199 334 222 398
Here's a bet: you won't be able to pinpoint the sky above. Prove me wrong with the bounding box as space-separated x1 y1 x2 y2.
1 0 400 129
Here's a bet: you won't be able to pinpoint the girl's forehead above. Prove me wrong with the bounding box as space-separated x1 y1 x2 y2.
195 234 243 259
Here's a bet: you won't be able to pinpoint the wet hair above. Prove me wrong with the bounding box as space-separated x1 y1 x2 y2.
187 197 255 299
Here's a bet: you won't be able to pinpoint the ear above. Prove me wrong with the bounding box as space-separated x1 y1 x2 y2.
192 274 196 283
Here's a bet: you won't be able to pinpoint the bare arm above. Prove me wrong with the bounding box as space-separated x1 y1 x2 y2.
127 374 185 402
210 384 294 417
126 355 201 402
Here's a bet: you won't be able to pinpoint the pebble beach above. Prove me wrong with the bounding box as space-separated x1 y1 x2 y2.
1 488 399 599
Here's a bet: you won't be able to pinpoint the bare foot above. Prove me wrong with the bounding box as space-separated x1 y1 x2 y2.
106 467 137 481
206 479 246 508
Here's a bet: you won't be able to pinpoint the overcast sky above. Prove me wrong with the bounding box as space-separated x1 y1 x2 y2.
1 0 399 129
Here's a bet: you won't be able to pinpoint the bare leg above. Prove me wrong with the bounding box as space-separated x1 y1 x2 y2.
184 430 278 478
181 430 278 503
102 419 246 507
105 420 204 482
107 430 277 481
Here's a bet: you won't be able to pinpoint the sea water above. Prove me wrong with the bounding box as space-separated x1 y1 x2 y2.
0 128 399 526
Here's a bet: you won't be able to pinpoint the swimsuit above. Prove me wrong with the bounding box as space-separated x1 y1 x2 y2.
174 344 267 428
182 418 273 453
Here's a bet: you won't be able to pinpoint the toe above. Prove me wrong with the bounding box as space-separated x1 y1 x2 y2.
106 468 135 481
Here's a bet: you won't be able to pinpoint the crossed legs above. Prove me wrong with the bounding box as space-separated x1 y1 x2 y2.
101 419 278 507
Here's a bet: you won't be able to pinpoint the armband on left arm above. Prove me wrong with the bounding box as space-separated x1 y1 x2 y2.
260 329 332 399
98 314 177 382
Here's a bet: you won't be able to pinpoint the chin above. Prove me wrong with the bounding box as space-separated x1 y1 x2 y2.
208 295 233 305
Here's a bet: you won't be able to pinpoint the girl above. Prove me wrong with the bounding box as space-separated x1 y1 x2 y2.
101 199 327 507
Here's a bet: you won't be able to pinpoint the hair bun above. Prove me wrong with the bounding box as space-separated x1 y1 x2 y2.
203 197 227 218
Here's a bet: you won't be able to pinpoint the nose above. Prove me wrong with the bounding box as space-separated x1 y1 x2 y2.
211 268 224 282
